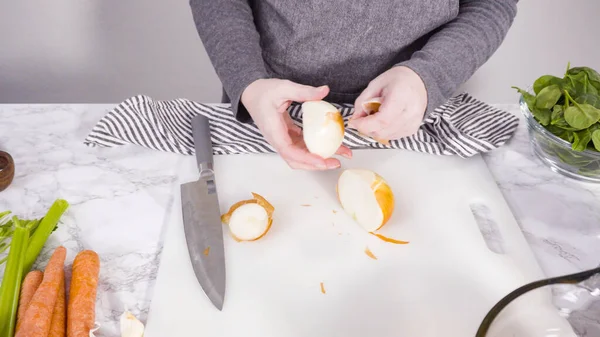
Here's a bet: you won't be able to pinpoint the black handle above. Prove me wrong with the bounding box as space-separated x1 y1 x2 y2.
475 265 600 337
191 114 213 168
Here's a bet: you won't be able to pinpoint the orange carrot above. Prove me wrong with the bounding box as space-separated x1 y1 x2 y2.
15 246 66 337
49 271 66 337
67 250 100 337
16 270 43 331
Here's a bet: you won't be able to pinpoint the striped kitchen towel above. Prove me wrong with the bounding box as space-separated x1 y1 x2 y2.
83 93 519 158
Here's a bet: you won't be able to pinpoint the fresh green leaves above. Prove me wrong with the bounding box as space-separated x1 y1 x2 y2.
533 108 551 126
513 63 600 153
536 84 563 109
576 93 600 109
533 75 563 95
572 130 592 151
512 86 536 108
592 129 600 151
567 66 600 91
564 104 600 129
563 90 600 129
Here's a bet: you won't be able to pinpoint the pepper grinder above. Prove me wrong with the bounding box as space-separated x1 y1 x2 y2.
0 150 15 192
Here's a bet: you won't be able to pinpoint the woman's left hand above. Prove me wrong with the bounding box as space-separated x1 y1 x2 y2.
349 66 428 143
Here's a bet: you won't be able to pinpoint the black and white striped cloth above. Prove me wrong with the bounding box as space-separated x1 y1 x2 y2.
83 93 519 158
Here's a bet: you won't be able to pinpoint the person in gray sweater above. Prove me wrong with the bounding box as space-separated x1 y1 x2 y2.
189 0 519 170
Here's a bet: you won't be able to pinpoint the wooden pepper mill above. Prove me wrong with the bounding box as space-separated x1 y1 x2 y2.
0 151 15 192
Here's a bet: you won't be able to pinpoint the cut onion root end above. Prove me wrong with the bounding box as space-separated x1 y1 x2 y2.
221 193 275 242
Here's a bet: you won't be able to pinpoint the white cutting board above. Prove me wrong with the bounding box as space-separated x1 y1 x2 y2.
144 149 575 337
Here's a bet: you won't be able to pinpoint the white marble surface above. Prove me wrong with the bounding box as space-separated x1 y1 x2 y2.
0 103 598 336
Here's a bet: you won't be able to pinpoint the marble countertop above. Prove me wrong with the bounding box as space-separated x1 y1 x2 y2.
0 103 598 336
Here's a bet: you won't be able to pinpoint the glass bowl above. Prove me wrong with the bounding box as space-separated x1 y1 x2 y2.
520 94 600 183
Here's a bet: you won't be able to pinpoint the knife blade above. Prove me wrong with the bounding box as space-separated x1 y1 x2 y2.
180 114 226 310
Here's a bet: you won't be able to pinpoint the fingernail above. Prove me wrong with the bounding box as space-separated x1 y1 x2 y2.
317 163 327 169
341 152 352 159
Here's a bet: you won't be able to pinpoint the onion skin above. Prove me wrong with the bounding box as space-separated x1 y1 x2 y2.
362 98 382 115
221 193 275 241
370 174 395 231
360 98 390 146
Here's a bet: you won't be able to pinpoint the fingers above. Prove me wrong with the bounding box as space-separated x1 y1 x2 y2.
280 144 341 170
269 113 332 170
352 83 382 120
348 111 387 138
283 112 302 137
335 145 352 159
281 81 330 102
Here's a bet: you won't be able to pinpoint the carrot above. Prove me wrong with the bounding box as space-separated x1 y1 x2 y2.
15 246 66 337
48 272 66 337
16 270 43 331
67 250 100 337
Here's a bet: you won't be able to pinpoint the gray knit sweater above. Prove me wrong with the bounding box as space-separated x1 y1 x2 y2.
189 0 518 123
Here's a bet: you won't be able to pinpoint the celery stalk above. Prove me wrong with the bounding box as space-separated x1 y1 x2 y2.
0 212 13 264
0 217 29 337
0 211 10 222
23 199 69 274
0 220 41 264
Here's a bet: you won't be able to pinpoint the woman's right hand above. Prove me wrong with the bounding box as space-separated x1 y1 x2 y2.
241 79 351 170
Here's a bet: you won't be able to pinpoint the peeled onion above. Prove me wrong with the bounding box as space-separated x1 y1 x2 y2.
302 100 345 158
360 97 390 146
336 169 395 232
221 193 275 241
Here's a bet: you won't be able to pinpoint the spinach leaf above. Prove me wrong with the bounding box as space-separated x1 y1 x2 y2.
533 75 563 95
532 107 551 126
589 123 600 133
572 129 592 151
564 105 600 130
564 90 600 129
546 125 574 142
592 129 600 151
568 66 600 91
553 119 579 131
512 86 536 111
566 72 599 96
588 83 599 96
575 93 600 109
551 105 563 124
535 84 562 109
550 105 578 130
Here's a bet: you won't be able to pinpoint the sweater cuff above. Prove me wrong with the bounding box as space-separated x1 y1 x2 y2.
226 71 270 124
395 58 446 119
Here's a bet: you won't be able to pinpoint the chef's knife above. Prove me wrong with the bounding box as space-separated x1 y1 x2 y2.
180 114 226 310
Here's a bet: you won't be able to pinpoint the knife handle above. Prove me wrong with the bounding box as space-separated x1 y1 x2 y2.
191 114 214 171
